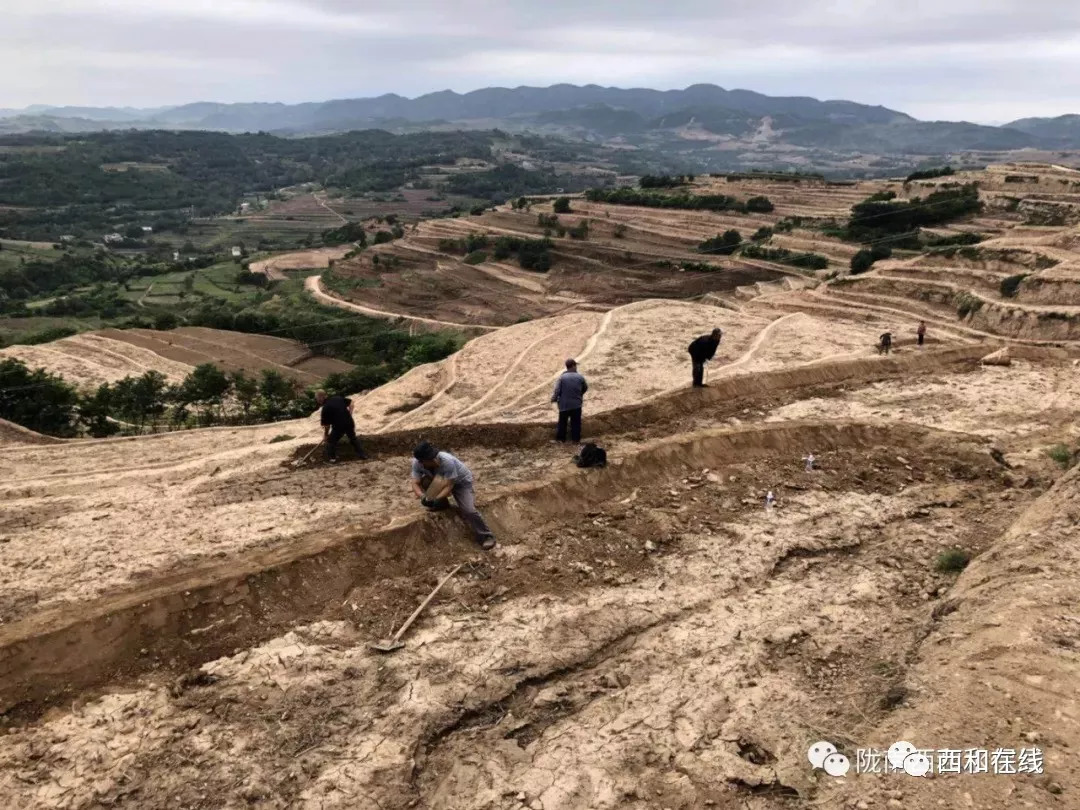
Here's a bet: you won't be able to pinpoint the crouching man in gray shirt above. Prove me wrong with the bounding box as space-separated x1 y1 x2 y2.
410 440 496 550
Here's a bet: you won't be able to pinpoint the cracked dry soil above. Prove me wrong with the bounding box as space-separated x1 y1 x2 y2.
0 442 1024 809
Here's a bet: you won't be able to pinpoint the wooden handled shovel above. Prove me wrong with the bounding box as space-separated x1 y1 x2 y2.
370 564 463 653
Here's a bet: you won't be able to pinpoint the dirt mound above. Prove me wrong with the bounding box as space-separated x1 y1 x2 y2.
0 417 63 446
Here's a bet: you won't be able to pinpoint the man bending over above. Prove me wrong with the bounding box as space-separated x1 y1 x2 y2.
410 441 496 550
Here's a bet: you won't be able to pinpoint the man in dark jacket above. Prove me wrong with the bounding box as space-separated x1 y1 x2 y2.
551 358 588 443
688 328 723 387
316 390 367 463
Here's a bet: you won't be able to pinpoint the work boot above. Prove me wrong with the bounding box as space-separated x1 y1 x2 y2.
480 536 497 551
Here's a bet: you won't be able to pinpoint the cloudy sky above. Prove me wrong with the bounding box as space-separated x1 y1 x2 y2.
4 0 1079 122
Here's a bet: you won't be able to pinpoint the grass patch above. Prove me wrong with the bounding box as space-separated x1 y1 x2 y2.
935 548 972 574
1047 443 1075 469
269 434 295 444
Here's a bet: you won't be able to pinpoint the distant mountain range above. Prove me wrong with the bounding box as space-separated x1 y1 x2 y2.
2 83 1078 154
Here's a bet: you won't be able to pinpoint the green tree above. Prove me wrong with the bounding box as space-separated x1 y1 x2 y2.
258 369 297 420
0 358 80 436
403 334 462 368
80 383 121 438
154 312 180 330
553 197 572 214
132 371 169 427
179 364 232 424
231 370 259 421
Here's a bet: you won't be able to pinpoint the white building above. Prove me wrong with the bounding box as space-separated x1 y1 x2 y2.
231 246 243 258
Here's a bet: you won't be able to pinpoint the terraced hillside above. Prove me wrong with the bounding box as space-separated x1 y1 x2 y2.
310 164 1080 346
1 164 1080 810
2 326 356 389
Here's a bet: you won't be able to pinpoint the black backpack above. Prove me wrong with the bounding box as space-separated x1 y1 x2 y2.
574 442 607 468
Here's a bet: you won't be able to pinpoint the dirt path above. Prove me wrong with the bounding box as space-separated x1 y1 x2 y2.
313 191 348 224
304 275 499 334
137 283 153 307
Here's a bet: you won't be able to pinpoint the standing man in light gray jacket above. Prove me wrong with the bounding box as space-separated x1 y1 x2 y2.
552 358 588 443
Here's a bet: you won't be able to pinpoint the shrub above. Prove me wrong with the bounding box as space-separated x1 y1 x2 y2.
552 197 572 214
955 292 983 318
438 237 464 254
463 250 487 265
463 233 489 253
1000 274 1028 298
322 222 367 246
640 175 686 189
850 249 875 275
492 236 554 272
1047 443 1075 469
847 183 982 240
698 229 742 256
935 548 971 573
372 231 394 245
906 166 954 183
568 220 589 240
923 231 983 248
870 244 893 261
751 226 773 242
538 213 560 228
613 223 628 239
866 190 897 202
741 244 829 270
745 196 775 213
269 434 294 444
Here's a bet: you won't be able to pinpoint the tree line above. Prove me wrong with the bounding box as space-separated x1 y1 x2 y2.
583 187 775 214
1 357 358 438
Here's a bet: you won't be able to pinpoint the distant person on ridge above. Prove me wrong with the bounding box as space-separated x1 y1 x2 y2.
316 389 367 463
688 328 723 387
917 321 927 347
410 441 496 551
878 331 893 355
551 358 588 443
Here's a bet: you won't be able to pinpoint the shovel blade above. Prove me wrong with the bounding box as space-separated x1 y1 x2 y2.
370 639 405 653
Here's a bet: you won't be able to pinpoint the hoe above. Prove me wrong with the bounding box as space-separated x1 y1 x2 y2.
370 564 463 653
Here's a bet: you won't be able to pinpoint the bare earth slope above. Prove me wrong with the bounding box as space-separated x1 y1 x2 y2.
2 164 1080 810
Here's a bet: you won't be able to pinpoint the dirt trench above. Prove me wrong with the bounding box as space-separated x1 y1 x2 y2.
0 425 1023 809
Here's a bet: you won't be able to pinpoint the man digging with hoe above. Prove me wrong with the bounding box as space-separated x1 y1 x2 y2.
315 390 367 463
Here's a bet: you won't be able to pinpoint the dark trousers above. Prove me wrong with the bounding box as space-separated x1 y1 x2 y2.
326 422 363 459
917 333 925 346
692 360 706 387
556 408 582 442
